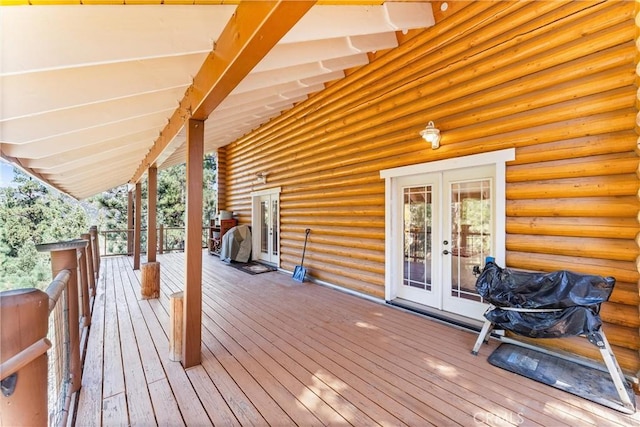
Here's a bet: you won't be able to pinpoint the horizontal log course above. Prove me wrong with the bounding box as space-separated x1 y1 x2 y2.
506 251 639 284
506 175 639 199
506 217 639 240
507 152 639 182
281 195 384 210
447 109 635 158
607 281 640 306
600 301 640 329
280 183 384 202
506 234 639 262
280 216 385 229
511 131 637 165
280 225 385 241
506 196 640 218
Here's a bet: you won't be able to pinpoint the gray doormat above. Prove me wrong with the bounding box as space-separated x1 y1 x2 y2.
488 343 636 414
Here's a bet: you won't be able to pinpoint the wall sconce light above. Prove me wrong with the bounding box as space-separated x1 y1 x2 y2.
420 121 441 149
256 172 267 184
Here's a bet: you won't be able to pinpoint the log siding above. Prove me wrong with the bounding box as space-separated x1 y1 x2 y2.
220 1 640 375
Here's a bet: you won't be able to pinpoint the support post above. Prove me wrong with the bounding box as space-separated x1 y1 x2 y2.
37 240 88 394
147 167 157 263
169 292 184 362
158 224 164 255
78 235 92 327
89 226 100 278
81 233 96 296
133 183 142 271
141 262 160 299
0 288 49 426
183 118 204 368
127 190 134 255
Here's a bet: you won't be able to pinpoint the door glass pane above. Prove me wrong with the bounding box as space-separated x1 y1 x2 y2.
271 199 278 256
260 200 269 254
450 179 491 302
403 186 432 291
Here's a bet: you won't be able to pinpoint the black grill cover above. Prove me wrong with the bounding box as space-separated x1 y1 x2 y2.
476 261 615 338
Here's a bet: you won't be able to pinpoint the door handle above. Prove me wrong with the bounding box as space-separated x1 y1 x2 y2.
443 249 450 255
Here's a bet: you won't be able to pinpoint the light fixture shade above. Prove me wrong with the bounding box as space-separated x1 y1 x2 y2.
420 121 441 149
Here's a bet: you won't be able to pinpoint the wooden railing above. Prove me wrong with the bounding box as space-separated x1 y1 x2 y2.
100 225 212 256
0 227 100 426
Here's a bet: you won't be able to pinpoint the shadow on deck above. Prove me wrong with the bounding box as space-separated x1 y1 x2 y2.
75 251 640 426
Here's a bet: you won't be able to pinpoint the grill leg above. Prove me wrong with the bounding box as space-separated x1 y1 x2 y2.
590 329 636 414
472 319 493 355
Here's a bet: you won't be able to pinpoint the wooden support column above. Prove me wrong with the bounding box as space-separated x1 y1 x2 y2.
133 183 142 271
127 190 134 255
141 167 161 298
147 167 158 263
182 118 204 368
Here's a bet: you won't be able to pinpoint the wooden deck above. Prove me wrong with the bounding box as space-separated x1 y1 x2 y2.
75 252 640 426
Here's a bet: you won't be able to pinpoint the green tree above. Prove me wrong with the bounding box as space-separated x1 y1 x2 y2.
0 170 89 290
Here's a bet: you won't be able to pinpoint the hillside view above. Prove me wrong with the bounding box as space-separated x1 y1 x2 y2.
0 156 216 291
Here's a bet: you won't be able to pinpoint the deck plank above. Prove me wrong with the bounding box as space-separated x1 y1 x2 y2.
101 257 125 399
75 253 640 427
112 259 157 425
76 252 108 427
147 378 185 427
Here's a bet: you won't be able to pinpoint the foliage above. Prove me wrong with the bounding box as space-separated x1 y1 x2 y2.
0 154 217 288
0 171 89 291
89 154 217 254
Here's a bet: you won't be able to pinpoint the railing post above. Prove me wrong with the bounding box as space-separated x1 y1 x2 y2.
0 288 49 426
89 226 100 278
37 240 88 394
79 234 93 327
159 224 164 255
81 233 96 297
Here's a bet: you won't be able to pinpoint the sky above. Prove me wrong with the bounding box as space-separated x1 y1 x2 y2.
0 160 15 187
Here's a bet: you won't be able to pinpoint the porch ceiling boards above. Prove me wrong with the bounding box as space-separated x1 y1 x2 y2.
76 252 640 426
0 1 434 199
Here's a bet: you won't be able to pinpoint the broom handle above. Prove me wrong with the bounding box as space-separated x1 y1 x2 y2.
300 229 310 266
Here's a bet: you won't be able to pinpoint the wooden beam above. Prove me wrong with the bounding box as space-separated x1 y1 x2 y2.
129 0 316 184
133 182 142 270
147 167 157 263
182 118 204 368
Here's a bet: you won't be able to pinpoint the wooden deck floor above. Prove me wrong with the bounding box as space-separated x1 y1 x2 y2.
75 252 640 426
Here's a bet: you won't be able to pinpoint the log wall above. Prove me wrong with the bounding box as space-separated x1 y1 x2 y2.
220 1 640 374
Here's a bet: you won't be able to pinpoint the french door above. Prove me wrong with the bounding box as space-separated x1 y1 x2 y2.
394 165 495 320
251 188 280 266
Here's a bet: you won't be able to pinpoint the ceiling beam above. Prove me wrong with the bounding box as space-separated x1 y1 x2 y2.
129 0 316 185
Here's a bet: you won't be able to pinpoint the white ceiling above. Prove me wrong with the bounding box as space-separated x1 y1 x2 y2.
0 2 435 199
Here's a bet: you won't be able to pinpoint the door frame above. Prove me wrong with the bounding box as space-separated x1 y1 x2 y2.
250 187 281 267
380 149 515 305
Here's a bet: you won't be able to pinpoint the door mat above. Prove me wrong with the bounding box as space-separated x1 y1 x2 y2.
227 261 277 275
488 343 636 414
